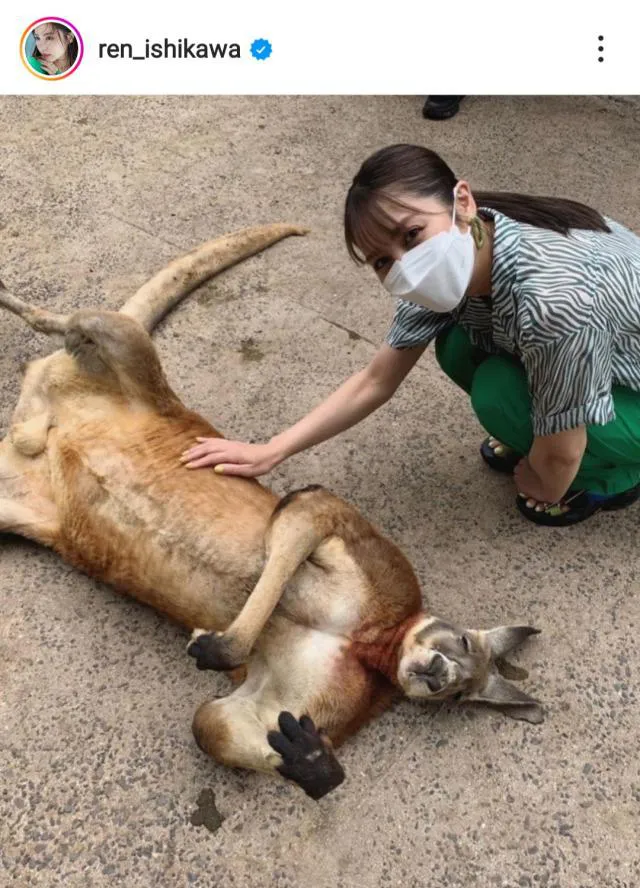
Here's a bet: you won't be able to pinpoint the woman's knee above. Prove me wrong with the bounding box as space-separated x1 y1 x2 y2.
470 356 529 432
435 325 472 375
435 325 480 394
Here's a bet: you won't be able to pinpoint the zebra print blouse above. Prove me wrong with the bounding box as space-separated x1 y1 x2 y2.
385 207 640 436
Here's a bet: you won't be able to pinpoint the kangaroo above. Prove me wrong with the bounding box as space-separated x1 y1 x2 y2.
0 223 542 801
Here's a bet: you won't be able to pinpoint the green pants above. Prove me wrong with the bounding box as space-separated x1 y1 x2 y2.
435 325 640 496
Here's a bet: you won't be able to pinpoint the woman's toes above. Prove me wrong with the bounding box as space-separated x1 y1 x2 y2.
523 498 550 511
488 437 511 456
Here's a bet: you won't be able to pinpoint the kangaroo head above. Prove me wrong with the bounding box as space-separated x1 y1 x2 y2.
397 616 543 724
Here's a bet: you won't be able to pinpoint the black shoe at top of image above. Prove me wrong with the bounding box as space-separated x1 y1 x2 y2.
422 96 465 120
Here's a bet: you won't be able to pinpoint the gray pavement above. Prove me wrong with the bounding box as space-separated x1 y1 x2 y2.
1 96 639 888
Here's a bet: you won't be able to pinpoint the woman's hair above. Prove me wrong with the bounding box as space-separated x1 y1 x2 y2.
32 23 78 67
344 143 610 262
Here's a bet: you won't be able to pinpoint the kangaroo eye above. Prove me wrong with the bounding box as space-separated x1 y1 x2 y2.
460 635 471 652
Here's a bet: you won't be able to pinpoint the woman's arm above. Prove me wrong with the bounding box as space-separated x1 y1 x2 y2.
517 324 614 503
182 343 426 476
515 427 587 502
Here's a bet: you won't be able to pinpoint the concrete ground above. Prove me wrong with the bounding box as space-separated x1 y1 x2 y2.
1 96 639 888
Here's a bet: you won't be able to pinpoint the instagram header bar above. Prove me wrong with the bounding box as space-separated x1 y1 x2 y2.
2 0 636 94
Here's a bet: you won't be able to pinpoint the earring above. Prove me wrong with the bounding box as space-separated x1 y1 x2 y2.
470 216 485 249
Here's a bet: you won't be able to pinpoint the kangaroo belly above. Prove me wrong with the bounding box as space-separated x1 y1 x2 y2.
47 427 274 630
276 537 368 632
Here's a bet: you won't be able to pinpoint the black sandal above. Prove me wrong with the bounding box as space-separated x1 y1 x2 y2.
516 485 640 527
480 437 522 474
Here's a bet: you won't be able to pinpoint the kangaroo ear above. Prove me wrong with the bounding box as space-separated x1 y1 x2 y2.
481 625 541 659
468 672 544 724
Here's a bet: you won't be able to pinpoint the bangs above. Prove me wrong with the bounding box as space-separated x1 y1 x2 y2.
345 192 397 264
344 188 438 264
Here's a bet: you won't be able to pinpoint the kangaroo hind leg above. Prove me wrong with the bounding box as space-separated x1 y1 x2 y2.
192 696 345 800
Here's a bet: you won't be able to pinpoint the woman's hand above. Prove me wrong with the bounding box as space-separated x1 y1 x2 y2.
180 438 282 477
514 457 550 503
520 428 586 503
40 59 61 75
515 427 586 508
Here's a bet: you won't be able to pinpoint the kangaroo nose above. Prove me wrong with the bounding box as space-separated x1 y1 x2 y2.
425 653 446 692
426 653 444 677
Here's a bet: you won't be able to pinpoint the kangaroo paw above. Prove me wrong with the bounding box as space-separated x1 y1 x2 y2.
267 712 345 800
187 629 245 671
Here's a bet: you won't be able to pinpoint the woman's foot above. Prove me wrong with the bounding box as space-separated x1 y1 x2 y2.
516 485 640 527
480 437 522 474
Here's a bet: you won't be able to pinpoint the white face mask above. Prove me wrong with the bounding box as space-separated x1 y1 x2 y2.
382 185 476 313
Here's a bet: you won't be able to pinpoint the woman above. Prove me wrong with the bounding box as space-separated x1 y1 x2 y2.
28 22 77 76
181 144 640 527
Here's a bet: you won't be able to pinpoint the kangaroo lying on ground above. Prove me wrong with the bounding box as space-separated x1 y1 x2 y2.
0 224 542 800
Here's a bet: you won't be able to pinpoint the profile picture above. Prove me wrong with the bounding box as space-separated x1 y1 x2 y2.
21 18 84 80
